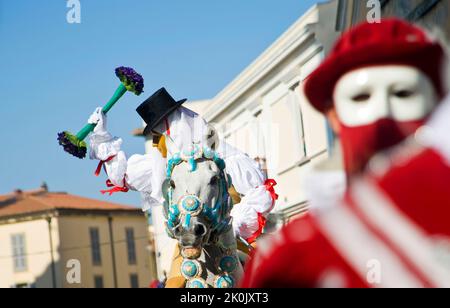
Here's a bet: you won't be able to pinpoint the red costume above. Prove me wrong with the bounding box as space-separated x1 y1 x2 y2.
241 19 450 288
242 136 450 287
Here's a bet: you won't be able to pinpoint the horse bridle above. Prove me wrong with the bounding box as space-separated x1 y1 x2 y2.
163 144 241 288
163 144 233 240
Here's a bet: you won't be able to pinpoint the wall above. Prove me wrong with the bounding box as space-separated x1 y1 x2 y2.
0 217 60 288
57 213 154 288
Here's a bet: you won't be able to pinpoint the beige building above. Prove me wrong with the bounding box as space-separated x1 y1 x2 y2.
0 184 157 288
134 1 342 279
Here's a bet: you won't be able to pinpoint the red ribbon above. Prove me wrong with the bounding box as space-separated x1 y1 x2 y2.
264 179 279 204
246 213 267 244
165 118 171 136
100 179 129 196
94 155 116 177
245 179 278 244
247 179 279 244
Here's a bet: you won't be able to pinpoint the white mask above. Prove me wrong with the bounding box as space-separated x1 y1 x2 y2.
333 65 438 127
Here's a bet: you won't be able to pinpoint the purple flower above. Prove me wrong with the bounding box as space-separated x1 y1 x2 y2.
115 66 144 95
57 132 87 159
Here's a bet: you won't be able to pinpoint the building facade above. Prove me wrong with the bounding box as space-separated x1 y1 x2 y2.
202 1 340 223
336 0 450 38
0 185 157 288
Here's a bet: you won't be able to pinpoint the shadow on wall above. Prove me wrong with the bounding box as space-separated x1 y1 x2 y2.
34 260 61 288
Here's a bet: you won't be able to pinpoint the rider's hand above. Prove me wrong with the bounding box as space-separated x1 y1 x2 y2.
88 107 108 134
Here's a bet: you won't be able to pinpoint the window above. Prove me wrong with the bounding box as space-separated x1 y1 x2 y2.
126 228 137 265
268 90 305 173
11 234 27 272
94 276 104 288
130 274 139 289
224 109 268 178
89 228 102 266
297 83 330 158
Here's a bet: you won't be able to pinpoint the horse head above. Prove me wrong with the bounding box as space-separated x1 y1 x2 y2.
163 144 233 260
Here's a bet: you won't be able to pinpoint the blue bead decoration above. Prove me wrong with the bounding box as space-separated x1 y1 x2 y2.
188 157 197 172
168 204 179 229
172 153 181 161
214 275 234 288
168 189 173 202
169 204 179 216
183 213 192 229
181 260 201 279
167 155 183 178
183 148 193 157
182 196 201 212
203 147 215 159
167 219 175 228
219 256 238 273
186 278 208 288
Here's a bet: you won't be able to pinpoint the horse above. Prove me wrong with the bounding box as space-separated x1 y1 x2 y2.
162 143 244 288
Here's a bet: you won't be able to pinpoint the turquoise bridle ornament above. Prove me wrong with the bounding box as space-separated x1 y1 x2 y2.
163 145 239 288
163 144 233 239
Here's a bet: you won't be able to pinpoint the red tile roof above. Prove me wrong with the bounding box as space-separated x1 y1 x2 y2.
0 188 140 219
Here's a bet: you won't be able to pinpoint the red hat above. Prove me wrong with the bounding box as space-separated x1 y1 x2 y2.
304 18 446 114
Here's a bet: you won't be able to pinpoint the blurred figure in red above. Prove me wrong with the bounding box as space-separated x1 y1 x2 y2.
241 19 450 288
149 280 165 288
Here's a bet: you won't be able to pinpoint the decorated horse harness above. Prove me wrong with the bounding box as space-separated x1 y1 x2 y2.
163 144 239 288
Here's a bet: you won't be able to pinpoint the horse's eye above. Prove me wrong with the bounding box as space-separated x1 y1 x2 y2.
162 179 176 200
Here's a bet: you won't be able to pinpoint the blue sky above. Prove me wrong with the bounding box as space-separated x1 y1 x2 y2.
0 0 319 207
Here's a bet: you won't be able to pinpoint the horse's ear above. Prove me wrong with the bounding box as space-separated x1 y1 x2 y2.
203 124 220 152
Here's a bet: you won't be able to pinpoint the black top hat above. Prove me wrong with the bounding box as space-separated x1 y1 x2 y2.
136 88 187 136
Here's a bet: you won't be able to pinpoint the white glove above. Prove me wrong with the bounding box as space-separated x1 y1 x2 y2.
230 186 275 240
88 107 108 135
231 203 260 240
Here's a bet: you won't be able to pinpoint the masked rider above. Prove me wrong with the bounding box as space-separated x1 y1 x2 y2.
242 19 448 288
88 88 278 246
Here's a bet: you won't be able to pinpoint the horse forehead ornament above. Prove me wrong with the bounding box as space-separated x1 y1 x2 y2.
166 144 231 233
164 144 238 288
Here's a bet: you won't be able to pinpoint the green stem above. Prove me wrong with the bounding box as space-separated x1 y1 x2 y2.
76 83 128 141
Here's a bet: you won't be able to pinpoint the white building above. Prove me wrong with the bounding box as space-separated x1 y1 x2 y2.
139 1 341 279
202 1 340 222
